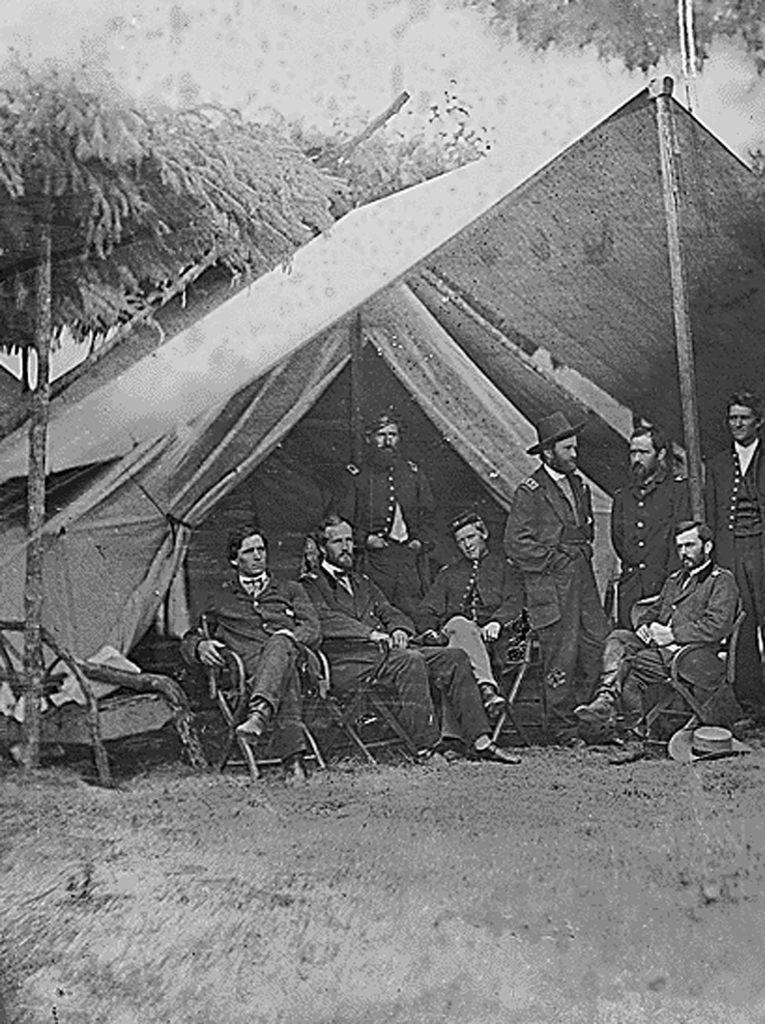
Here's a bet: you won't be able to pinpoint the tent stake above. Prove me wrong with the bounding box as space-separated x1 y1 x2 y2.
652 76 704 520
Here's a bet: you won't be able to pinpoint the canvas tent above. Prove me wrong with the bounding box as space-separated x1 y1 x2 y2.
0 86 762 663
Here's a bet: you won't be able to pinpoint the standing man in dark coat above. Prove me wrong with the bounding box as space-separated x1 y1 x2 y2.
333 407 435 618
301 513 520 764
705 391 765 719
504 412 609 742
414 510 524 717
181 527 320 782
611 425 689 628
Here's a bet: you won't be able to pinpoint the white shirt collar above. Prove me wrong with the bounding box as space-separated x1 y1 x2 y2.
735 438 759 475
321 559 349 579
544 465 568 483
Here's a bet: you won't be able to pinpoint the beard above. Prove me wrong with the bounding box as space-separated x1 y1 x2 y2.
630 462 649 484
370 446 398 469
549 454 576 476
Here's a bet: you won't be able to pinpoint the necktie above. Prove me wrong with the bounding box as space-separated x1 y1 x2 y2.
240 574 267 598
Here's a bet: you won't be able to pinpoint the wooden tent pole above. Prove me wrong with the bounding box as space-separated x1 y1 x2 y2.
652 76 705 520
350 312 366 465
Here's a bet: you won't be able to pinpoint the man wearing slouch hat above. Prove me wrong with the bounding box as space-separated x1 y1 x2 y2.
504 412 609 743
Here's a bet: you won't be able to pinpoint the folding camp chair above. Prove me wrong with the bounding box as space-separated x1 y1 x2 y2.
205 645 326 781
309 640 421 765
643 609 746 748
490 629 536 746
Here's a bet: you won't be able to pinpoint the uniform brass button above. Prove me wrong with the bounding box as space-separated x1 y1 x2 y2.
636 521 644 528
639 562 646 569
638 540 645 547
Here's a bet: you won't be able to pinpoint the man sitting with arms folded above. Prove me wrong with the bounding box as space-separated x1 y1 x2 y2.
574 520 740 753
181 526 320 783
413 510 525 721
301 512 520 764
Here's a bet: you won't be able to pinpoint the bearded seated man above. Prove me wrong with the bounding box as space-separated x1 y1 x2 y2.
301 513 521 764
575 521 740 745
181 527 320 782
413 510 525 722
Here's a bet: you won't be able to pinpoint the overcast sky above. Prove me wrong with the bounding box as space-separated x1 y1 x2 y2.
3 0 764 381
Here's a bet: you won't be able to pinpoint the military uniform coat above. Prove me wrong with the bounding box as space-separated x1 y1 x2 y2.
644 561 739 646
503 465 600 631
334 454 435 545
611 467 689 626
413 550 524 633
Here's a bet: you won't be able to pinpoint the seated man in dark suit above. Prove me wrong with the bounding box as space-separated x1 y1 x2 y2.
301 513 520 764
413 510 525 719
575 520 740 736
181 527 320 782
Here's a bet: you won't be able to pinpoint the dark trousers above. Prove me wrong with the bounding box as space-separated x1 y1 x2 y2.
325 644 490 749
365 544 425 619
732 536 765 714
241 633 305 760
418 647 490 747
327 644 439 749
537 560 609 740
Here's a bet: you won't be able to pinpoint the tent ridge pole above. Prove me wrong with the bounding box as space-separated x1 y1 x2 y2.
652 76 705 520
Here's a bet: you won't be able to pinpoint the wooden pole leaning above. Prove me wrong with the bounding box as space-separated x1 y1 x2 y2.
652 76 705 520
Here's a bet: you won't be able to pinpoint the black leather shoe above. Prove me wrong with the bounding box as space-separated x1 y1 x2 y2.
473 741 521 765
236 702 272 738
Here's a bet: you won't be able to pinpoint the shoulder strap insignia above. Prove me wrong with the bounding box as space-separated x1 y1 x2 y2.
522 477 539 490
346 462 360 476
407 460 419 473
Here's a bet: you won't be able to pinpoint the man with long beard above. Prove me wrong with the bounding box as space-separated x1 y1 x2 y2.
333 407 435 618
610 425 689 629
504 412 609 743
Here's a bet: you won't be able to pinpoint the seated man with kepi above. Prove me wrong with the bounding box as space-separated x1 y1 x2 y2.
414 510 525 720
301 513 520 764
181 527 321 782
574 520 740 736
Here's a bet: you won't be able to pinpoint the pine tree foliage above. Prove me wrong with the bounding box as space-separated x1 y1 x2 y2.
287 87 490 209
0 69 338 354
467 0 765 72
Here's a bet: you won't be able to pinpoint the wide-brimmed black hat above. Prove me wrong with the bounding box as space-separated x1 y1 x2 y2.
527 411 587 455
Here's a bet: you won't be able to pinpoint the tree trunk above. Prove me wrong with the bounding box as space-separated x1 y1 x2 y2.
21 217 52 768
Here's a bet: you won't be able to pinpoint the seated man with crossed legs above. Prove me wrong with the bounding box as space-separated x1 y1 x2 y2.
413 511 525 722
575 520 739 749
301 513 521 764
181 527 320 782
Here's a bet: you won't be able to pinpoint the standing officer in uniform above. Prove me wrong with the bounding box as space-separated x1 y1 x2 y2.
611 424 689 628
504 412 609 743
334 407 435 618
705 391 765 719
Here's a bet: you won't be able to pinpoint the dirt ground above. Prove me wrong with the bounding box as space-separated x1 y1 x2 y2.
3 741 765 1024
